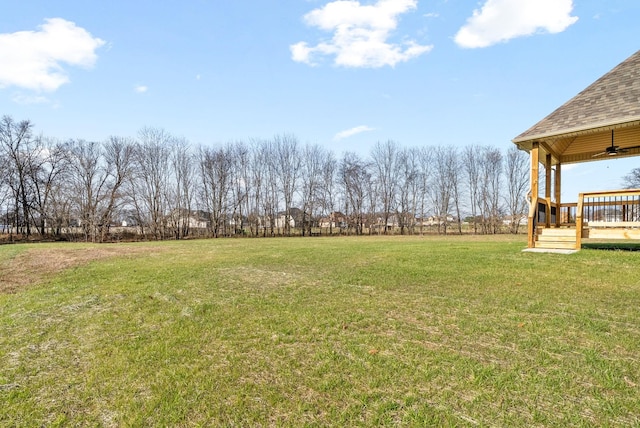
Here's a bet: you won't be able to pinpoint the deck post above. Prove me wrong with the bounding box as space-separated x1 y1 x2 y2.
545 153 552 228
576 193 584 250
528 142 540 248
555 163 561 227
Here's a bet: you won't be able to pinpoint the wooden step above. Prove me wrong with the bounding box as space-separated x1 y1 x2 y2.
537 235 576 242
537 228 576 237
536 227 577 249
535 241 577 250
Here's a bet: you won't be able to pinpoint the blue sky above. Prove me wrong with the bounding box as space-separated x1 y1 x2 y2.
1 0 639 200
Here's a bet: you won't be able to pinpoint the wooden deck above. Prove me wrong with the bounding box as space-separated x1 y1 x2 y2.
530 189 640 250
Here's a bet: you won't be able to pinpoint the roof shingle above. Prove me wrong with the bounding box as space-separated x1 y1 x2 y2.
513 50 640 143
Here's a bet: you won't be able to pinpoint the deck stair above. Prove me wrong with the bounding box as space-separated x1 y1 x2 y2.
536 227 577 250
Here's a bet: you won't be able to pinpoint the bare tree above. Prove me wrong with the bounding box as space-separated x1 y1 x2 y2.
319 150 338 234
24 138 70 235
273 134 300 236
131 127 173 240
46 172 74 237
99 137 135 240
371 140 399 234
259 140 280 236
0 116 38 236
479 146 503 234
340 152 370 235
416 147 432 235
68 140 108 242
504 146 529 234
0 146 11 234
167 137 195 239
396 147 419 235
462 145 481 234
247 139 267 236
300 144 324 236
230 141 250 236
431 146 454 234
622 167 640 189
198 145 233 238
68 138 132 242
447 148 463 234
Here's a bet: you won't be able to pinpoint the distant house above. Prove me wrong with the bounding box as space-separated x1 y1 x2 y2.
421 215 455 226
265 209 293 230
187 211 210 229
502 215 527 226
369 213 400 231
118 210 141 228
271 207 315 229
166 209 210 230
319 211 347 229
273 211 296 229
227 214 249 228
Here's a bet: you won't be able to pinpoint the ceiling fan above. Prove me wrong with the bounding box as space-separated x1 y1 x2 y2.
593 130 640 157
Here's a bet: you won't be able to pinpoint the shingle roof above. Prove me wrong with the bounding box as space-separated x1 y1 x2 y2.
513 50 640 143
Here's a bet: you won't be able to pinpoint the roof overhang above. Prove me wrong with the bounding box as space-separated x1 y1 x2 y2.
512 118 640 166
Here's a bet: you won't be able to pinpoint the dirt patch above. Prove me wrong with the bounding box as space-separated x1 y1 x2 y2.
0 245 161 294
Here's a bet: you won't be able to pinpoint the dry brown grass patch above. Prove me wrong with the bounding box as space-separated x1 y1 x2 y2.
0 245 161 294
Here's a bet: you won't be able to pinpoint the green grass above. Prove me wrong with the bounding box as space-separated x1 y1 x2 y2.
1 235 640 426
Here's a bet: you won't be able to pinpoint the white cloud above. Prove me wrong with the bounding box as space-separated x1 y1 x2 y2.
291 0 433 68
334 125 375 141
134 85 148 93
454 0 578 48
0 18 105 92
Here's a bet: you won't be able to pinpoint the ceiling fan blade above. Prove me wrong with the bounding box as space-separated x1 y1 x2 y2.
612 145 640 155
591 130 640 158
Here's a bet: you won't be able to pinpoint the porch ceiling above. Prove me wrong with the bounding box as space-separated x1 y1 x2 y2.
515 119 640 165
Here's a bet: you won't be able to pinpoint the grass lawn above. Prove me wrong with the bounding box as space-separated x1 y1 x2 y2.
1 235 640 426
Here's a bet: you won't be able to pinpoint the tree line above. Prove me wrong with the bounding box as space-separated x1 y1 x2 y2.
0 115 530 242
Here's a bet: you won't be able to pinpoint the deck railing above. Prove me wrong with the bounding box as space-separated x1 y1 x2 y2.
576 189 640 246
528 190 640 249
580 189 640 223
559 202 577 225
528 197 555 247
